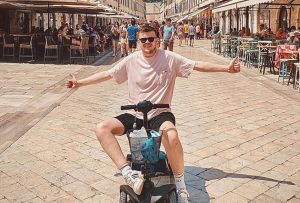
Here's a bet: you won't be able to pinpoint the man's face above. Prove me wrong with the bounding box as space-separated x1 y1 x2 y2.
138 31 157 55
76 25 80 30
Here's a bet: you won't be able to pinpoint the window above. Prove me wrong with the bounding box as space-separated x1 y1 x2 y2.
279 6 288 29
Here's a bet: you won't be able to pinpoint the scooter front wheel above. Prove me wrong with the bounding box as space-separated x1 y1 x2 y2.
168 189 177 203
120 191 128 203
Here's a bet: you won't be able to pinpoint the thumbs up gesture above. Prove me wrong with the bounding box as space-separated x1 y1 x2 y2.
65 74 79 88
228 57 240 73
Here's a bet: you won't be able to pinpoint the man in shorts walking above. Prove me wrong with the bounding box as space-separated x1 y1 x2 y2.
162 18 175 51
66 25 240 203
127 18 139 53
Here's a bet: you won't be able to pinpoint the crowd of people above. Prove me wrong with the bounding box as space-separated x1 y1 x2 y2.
223 23 300 46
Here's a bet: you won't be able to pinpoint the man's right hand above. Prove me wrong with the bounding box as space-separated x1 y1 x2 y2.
66 74 79 88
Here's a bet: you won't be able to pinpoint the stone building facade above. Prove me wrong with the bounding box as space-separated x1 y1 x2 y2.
0 0 146 34
213 0 300 35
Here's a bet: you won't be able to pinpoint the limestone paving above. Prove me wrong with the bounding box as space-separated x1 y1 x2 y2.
0 40 300 203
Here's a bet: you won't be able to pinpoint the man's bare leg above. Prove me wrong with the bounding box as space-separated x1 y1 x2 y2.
160 121 189 202
95 118 126 169
95 118 145 195
160 121 184 175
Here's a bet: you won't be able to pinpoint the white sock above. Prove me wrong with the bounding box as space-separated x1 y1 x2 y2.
175 172 186 190
120 163 131 176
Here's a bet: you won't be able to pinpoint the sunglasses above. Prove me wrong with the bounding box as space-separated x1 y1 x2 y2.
139 37 156 43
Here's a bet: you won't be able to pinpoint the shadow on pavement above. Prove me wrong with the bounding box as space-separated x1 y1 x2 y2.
185 166 294 203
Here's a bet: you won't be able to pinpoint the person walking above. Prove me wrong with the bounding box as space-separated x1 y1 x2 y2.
66 24 240 203
111 26 120 57
162 18 175 51
189 22 196 47
196 24 200 40
177 22 184 46
183 21 189 45
127 19 139 54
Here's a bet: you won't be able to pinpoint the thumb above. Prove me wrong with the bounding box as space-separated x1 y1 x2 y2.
231 57 238 65
69 74 76 81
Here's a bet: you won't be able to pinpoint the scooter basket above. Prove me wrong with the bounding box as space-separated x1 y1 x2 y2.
127 129 162 164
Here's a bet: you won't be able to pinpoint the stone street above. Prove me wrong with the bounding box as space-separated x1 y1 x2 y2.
0 40 299 203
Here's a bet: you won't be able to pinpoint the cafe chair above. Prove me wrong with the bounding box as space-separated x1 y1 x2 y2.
88 35 97 61
295 64 300 92
19 36 34 62
258 41 275 75
0 34 3 58
245 40 259 68
230 37 238 58
44 36 59 63
69 36 89 64
3 35 15 59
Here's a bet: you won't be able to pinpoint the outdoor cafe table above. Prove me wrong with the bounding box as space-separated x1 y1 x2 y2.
274 45 298 70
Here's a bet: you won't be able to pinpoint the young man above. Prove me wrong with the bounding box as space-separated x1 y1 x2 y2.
127 18 139 53
66 25 240 203
162 18 175 51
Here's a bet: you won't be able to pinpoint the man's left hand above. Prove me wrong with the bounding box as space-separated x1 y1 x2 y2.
228 57 240 73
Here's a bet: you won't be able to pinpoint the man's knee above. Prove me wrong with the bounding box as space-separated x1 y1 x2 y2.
95 121 112 141
162 127 180 147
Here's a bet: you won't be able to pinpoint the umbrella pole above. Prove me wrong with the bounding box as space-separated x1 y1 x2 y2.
48 1 50 29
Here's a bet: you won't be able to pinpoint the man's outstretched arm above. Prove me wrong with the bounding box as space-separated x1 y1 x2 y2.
194 57 240 73
65 71 112 88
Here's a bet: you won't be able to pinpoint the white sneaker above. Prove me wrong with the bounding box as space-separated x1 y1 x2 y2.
123 170 145 195
177 189 190 203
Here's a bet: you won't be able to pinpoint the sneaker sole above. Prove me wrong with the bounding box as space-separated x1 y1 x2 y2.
134 179 145 195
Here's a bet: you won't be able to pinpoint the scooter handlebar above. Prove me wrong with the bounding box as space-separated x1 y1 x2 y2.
121 105 137 110
121 103 169 111
153 104 169 109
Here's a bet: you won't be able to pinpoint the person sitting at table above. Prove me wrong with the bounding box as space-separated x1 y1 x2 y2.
60 24 80 46
275 28 287 39
243 27 251 37
230 28 238 37
258 24 268 38
287 32 299 46
266 28 274 36
238 27 245 37
74 24 85 36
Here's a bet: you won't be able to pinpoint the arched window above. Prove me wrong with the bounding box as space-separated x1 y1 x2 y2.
279 6 288 29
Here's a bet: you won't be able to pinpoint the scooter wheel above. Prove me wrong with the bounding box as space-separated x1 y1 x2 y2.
168 190 177 203
119 191 128 203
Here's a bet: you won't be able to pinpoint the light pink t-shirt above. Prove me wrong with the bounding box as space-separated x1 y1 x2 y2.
108 49 195 119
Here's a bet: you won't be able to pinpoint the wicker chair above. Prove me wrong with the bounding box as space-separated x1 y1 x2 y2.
69 36 89 64
19 36 34 62
44 36 59 63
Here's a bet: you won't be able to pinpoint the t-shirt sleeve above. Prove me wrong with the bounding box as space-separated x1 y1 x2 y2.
108 58 128 84
173 52 196 78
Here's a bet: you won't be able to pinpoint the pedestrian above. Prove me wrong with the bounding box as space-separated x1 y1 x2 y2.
162 18 175 51
196 24 200 40
66 24 240 203
183 21 189 45
189 22 195 47
120 30 128 57
111 27 120 57
127 18 139 54
177 22 184 46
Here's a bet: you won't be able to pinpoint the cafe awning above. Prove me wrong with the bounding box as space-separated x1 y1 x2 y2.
176 7 209 22
0 0 118 14
212 0 274 13
0 1 45 10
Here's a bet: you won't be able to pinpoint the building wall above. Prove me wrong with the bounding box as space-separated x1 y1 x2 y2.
268 0 300 32
146 2 161 22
